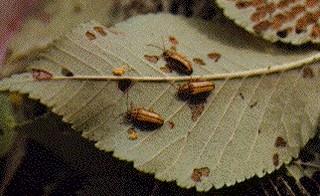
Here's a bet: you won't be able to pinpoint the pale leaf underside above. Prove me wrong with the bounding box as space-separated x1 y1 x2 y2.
1 14 320 191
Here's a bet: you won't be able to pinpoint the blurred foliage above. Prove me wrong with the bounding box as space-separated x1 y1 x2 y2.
0 93 17 157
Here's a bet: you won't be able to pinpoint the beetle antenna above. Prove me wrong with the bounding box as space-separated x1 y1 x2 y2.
161 36 166 51
147 44 164 51
126 91 129 111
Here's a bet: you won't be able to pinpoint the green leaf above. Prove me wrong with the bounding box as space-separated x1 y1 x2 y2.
1 13 320 191
0 93 17 157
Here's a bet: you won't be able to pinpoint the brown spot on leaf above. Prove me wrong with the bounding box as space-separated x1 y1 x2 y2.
117 79 135 93
168 121 175 129
193 58 206 66
191 167 210 182
85 31 96 40
311 23 320 40
289 6 306 19
303 67 314 78
199 167 210 177
271 13 287 30
191 169 202 182
273 153 279 166
168 36 179 45
253 21 272 34
251 9 267 23
277 0 296 10
144 55 159 64
251 4 276 22
93 26 108 36
189 103 205 121
275 137 287 147
296 12 319 33
249 101 258 108
207 53 221 62
252 0 268 7
306 0 320 8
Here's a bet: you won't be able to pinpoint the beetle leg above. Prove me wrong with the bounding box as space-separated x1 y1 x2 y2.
160 66 172 73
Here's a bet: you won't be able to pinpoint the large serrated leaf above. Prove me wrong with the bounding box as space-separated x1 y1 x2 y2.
1 13 320 191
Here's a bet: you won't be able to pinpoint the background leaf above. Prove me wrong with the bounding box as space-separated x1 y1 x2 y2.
1 13 320 191
0 93 17 157
216 0 320 45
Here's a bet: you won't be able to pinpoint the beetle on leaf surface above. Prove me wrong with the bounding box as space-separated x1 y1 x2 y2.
177 80 215 103
147 37 193 75
124 103 164 131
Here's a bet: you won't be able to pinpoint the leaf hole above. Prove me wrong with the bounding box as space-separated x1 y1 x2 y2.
144 55 159 64
193 58 206 66
85 31 96 40
31 68 53 80
117 79 134 93
275 137 287 147
0 128 3 135
61 68 74 77
207 53 221 62
277 30 287 38
295 28 303 34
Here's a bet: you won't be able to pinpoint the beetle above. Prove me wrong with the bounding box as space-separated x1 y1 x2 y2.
126 108 164 126
124 103 164 129
178 81 215 96
147 38 193 75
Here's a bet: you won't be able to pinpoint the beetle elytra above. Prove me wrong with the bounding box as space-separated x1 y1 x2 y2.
178 81 215 96
147 37 193 75
123 103 164 130
126 108 164 126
